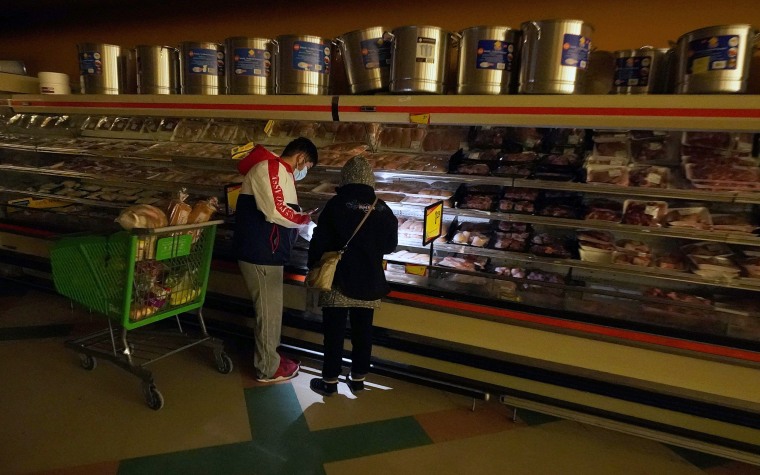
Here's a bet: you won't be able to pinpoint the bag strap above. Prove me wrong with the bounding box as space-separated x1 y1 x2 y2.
341 197 378 253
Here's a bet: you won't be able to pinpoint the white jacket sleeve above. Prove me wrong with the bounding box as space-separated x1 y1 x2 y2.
248 159 311 228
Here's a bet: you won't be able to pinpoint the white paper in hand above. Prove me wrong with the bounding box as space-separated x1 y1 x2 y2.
299 221 317 241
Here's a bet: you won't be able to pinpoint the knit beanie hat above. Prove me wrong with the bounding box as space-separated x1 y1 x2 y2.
340 156 375 187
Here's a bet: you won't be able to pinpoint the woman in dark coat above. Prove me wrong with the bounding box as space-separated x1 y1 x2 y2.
307 156 398 396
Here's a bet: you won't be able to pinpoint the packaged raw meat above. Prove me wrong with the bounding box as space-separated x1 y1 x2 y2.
585 165 629 186
463 149 503 161
612 251 652 267
682 131 732 150
688 255 741 279
664 208 712 230
501 151 538 163
502 187 540 201
495 221 531 233
655 254 687 271
681 242 733 258
460 194 495 211
621 200 667 227
493 266 527 279
711 214 757 233
499 199 534 213
491 233 529 251
530 233 572 258
593 140 630 158
629 165 670 188
539 153 582 168
455 162 491 176
615 239 651 256
577 230 614 247
493 163 533 178
586 155 629 166
538 203 579 219
738 257 760 278
583 199 623 222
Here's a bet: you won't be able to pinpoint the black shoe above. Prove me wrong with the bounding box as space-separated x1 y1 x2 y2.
347 378 365 395
310 378 338 397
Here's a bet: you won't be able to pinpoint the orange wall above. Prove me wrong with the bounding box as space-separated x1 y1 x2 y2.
1 0 759 83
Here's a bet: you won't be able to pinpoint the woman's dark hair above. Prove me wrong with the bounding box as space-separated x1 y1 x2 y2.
282 137 319 166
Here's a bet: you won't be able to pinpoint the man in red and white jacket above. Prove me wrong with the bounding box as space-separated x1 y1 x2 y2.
234 138 318 382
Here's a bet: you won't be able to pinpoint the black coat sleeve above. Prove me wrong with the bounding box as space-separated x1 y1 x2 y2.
307 198 338 269
380 203 399 254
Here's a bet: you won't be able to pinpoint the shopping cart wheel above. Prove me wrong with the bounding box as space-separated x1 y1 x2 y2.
79 354 97 371
142 383 164 411
216 352 234 374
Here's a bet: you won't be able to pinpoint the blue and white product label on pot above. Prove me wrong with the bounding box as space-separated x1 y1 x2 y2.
360 37 392 69
291 41 330 74
560 34 590 69
187 48 218 75
233 48 271 77
614 56 651 87
416 37 437 63
80 51 102 75
475 40 516 70
687 35 740 74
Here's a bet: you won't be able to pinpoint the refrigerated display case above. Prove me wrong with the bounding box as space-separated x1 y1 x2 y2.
2 93 760 460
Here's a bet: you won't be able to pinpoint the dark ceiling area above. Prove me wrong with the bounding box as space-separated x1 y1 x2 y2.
0 0 255 34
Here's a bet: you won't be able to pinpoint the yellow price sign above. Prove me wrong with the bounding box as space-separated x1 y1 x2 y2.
423 200 444 246
264 119 275 136
409 113 430 125
225 184 242 216
405 264 428 276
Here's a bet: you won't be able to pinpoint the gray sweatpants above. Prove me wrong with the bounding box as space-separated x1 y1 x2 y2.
238 261 283 379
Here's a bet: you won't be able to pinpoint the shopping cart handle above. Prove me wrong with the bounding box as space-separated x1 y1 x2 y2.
131 220 226 235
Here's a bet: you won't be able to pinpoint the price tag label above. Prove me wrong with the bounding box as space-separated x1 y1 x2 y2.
423 200 444 246
405 264 428 276
264 119 275 136
225 184 241 216
409 113 430 125
155 234 193 261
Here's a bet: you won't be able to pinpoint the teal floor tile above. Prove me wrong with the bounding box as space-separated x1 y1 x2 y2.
515 408 561 426
312 416 432 463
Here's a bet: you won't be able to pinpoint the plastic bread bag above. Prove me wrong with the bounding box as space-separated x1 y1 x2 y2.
187 196 219 224
168 188 192 225
115 204 169 230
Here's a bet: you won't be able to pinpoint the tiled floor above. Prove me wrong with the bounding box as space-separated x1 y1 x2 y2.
2 280 759 475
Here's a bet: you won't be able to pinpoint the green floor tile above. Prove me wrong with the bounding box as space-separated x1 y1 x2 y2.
312 416 432 463
515 408 562 426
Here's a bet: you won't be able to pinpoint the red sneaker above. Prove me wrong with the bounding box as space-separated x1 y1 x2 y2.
255 356 300 383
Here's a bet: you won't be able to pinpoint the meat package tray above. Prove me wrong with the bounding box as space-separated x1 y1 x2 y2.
453 183 501 212
684 163 760 190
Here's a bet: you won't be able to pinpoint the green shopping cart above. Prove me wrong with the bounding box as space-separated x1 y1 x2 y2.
51 220 232 410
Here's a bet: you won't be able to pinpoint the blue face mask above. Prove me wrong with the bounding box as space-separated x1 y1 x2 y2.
293 162 308 181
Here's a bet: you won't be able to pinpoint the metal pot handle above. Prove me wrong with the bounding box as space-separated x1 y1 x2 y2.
450 32 462 48
270 39 279 93
526 21 542 40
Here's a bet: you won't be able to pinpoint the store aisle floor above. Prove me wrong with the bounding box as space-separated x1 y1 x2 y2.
1 280 759 475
